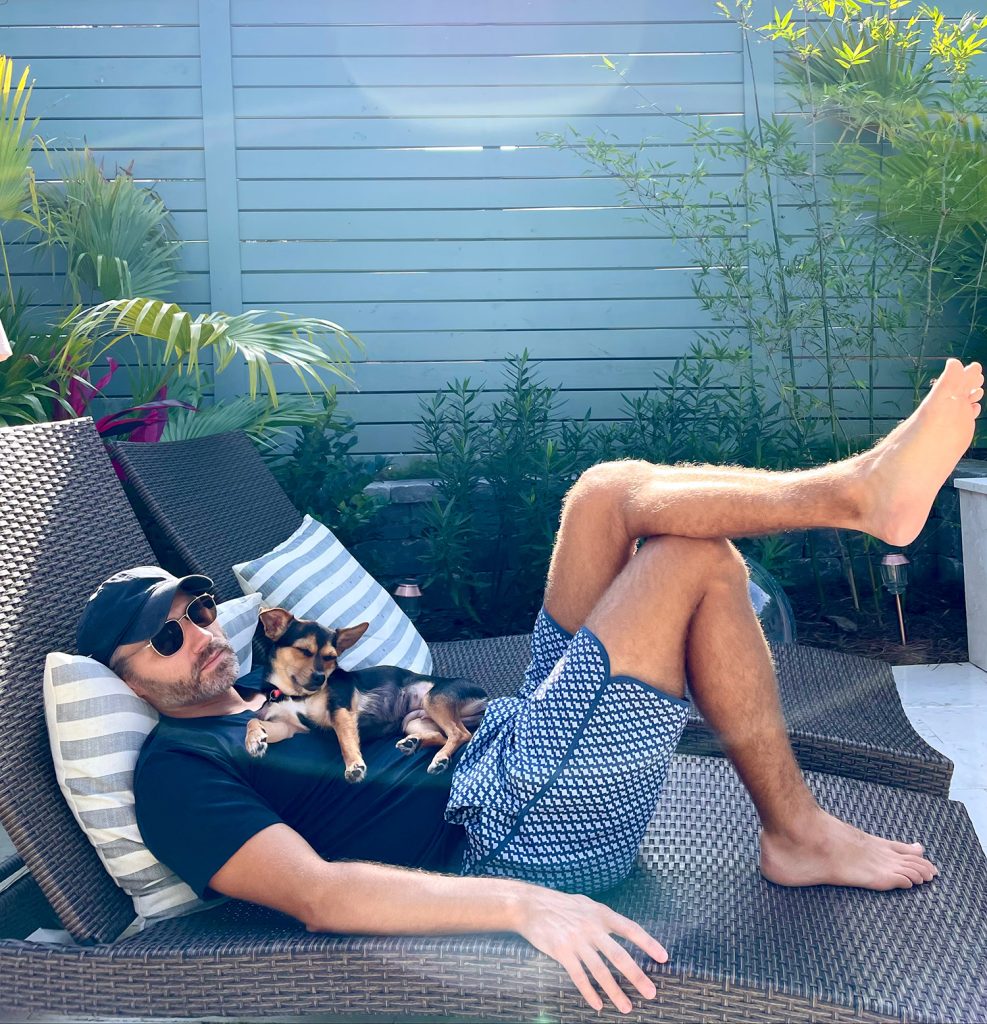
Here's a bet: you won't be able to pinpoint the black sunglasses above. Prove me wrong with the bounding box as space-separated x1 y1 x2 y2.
144 593 218 657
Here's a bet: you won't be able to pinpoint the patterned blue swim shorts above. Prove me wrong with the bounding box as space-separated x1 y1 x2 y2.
445 608 691 894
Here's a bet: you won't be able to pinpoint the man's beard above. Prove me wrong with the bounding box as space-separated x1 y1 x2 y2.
129 639 239 710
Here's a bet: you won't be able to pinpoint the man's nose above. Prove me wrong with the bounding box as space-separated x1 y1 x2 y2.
185 616 214 653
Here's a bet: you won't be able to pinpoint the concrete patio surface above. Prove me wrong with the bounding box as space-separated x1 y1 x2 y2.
894 659 987 852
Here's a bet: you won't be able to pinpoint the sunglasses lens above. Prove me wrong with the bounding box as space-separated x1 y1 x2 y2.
188 594 217 627
151 620 184 657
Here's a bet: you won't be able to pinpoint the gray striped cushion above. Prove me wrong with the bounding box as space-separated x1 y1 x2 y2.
42 593 262 922
233 514 432 673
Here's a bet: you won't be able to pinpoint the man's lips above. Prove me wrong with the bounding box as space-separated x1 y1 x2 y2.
201 650 225 672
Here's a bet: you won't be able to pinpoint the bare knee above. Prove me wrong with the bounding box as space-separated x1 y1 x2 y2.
637 535 748 587
562 460 651 530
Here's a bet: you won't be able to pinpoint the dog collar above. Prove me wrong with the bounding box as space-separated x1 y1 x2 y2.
265 688 286 704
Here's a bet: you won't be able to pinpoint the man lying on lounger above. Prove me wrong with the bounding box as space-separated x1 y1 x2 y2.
76 357 982 1015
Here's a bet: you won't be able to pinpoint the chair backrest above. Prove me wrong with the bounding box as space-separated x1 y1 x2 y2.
111 432 303 603
0 419 157 943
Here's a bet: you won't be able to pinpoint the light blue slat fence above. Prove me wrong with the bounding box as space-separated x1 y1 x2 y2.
0 0 970 454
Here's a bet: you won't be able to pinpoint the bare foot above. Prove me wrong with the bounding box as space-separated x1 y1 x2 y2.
852 358 983 547
760 808 939 891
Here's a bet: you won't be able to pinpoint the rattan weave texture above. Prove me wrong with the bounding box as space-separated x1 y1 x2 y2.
0 854 60 940
112 433 952 797
0 420 153 944
0 756 984 1022
3 421 983 1024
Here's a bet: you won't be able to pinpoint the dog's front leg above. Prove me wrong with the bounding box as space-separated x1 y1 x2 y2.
245 702 310 758
331 707 367 783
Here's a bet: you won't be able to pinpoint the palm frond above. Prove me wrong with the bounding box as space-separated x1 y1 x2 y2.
35 150 184 301
160 392 327 451
0 56 41 226
69 298 360 404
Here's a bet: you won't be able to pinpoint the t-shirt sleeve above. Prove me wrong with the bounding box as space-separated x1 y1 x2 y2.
135 746 283 900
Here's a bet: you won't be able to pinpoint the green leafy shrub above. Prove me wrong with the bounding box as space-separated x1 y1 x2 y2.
272 390 386 547
416 354 594 637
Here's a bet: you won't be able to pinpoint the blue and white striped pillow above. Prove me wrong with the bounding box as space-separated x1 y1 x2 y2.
42 592 262 923
232 515 432 674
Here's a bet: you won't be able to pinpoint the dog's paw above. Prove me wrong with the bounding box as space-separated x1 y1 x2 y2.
427 755 450 775
344 762 367 784
245 720 268 758
396 735 420 755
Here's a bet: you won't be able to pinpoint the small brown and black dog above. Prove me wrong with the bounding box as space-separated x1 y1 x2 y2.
243 607 487 782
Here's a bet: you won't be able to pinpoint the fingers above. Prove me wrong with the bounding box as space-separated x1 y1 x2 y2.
608 910 669 964
558 955 605 1014
582 947 635 1014
596 934 658 1001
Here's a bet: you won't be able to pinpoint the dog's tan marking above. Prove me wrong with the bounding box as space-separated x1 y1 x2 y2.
331 700 367 783
419 692 478 774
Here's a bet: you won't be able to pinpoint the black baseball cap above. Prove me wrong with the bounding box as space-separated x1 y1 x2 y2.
77 566 213 666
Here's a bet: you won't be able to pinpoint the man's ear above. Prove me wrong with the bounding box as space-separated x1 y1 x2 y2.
259 607 294 641
335 622 370 653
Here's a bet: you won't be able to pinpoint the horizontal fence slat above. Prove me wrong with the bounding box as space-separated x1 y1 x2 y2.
0 1 198 25
236 176 732 211
234 83 744 119
9 274 210 306
230 23 741 57
231 1 738 25
241 238 706 271
37 119 204 149
325 384 918 425
292 357 920 395
2 27 201 57
1 241 210 276
236 298 723 331
239 208 692 241
29 87 203 120
30 149 207 180
232 53 743 88
230 296 967 333
309 327 960 363
236 144 744 182
7 56 201 88
235 113 743 149
243 268 703 303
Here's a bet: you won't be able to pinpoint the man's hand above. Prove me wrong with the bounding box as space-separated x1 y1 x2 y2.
211 826 666 1014
513 887 665 1014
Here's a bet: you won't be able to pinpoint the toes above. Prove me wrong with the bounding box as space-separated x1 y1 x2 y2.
396 736 420 755
427 756 450 775
344 763 367 783
888 840 923 855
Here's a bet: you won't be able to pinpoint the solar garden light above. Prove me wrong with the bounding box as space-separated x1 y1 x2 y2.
880 553 910 646
0 315 10 362
393 577 423 623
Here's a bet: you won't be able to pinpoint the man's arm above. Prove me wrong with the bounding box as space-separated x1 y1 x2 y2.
210 823 667 1014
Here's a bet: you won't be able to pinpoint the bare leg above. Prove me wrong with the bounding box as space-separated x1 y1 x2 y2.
546 358 983 634
539 359 984 890
580 537 937 890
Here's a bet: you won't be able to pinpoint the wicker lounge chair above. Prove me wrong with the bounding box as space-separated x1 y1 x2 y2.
112 430 954 798
2 419 985 1023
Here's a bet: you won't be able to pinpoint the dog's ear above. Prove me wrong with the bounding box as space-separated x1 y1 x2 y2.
334 622 370 653
259 607 294 641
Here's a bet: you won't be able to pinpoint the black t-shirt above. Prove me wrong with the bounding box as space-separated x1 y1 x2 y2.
134 670 468 899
